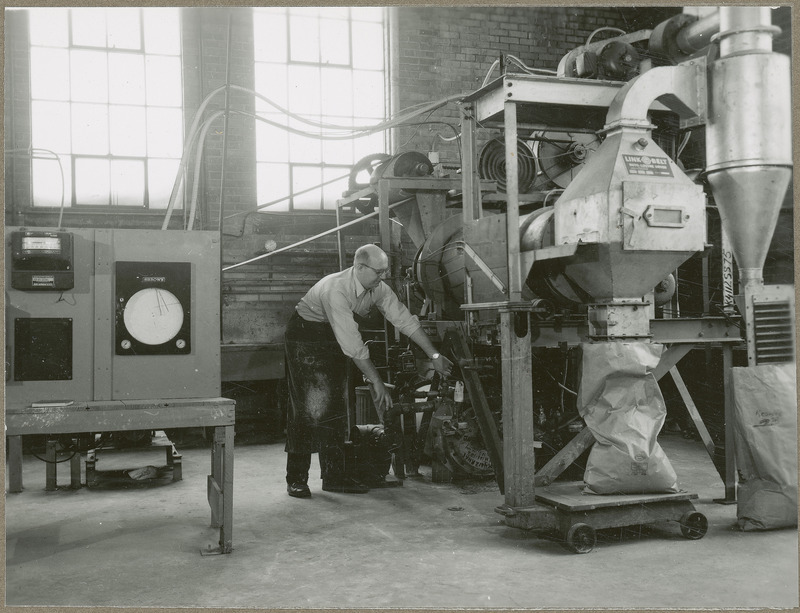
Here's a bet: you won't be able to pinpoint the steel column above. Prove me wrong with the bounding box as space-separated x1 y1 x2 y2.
718 344 738 503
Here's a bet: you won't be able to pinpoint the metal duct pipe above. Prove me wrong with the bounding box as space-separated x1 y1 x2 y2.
675 11 719 56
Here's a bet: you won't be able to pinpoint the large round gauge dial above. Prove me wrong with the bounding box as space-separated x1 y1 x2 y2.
123 288 185 345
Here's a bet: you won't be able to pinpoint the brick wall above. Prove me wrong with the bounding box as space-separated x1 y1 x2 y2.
391 6 683 165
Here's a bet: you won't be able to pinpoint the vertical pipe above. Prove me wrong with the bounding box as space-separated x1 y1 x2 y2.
460 104 478 222
335 200 345 270
218 11 233 341
387 7 400 154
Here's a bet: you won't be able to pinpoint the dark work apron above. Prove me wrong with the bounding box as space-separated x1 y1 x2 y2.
284 311 348 479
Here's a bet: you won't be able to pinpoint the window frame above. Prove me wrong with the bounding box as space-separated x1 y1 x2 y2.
253 7 389 213
26 7 185 212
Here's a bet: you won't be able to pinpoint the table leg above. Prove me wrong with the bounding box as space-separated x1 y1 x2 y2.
45 439 58 491
202 425 233 555
7 436 23 493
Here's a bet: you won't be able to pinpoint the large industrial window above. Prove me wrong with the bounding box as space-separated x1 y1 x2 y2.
253 7 387 211
27 7 183 210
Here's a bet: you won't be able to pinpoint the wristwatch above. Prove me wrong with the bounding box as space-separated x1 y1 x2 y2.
431 352 440 360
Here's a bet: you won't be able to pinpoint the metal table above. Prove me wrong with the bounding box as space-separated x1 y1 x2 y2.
5 396 235 555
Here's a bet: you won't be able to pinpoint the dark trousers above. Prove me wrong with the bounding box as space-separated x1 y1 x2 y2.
284 312 349 485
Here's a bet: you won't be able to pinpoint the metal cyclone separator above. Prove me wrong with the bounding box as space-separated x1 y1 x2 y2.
703 7 793 366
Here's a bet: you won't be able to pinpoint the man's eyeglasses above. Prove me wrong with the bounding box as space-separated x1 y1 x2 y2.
362 263 390 278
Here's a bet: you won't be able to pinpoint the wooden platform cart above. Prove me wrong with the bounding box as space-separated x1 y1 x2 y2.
496 482 708 554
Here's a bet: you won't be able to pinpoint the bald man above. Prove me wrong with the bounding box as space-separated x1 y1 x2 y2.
284 244 452 497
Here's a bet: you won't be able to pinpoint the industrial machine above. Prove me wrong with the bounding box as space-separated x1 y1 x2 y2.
336 6 792 552
5 228 222 403
5 228 235 554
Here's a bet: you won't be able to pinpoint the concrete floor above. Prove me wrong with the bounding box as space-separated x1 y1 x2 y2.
5 433 798 610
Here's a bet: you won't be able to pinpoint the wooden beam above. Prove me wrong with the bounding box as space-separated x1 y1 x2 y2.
669 366 718 461
534 426 595 487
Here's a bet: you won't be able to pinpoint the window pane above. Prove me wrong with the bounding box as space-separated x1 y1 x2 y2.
351 7 383 22
148 159 181 208
353 130 386 161
29 8 69 47
109 53 146 105
292 165 323 210
254 64 287 112
289 16 319 63
322 124 354 164
320 18 349 65
289 118 321 163
32 154 71 207
257 162 290 210
71 50 109 103
147 107 183 158
31 101 71 152
110 159 145 206
72 103 109 155
322 166 351 210
143 9 180 55
146 55 182 107
288 65 320 116
110 105 146 156
320 7 349 19
71 8 107 48
353 70 385 118
107 8 141 50
352 22 384 70
289 7 319 17
321 68 352 117
75 157 110 205
30 47 70 100
254 12 287 62
255 116 289 163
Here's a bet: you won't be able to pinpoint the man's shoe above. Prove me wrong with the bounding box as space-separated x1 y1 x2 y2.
287 482 311 498
322 477 369 494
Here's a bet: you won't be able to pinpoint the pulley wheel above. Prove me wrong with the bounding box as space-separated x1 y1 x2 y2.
347 153 390 214
478 138 537 193
348 153 391 193
535 132 601 188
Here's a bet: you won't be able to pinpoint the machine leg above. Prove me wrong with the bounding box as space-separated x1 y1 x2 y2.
70 438 82 489
500 310 536 508
7 435 23 493
166 443 182 482
85 449 97 486
45 439 58 491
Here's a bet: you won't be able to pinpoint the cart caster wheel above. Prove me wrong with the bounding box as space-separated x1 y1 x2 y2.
679 511 708 540
565 523 596 554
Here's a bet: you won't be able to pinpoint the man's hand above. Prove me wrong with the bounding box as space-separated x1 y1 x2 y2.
433 353 453 377
371 379 393 423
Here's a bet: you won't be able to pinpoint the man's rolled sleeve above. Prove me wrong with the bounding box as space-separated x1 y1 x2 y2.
375 284 422 339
